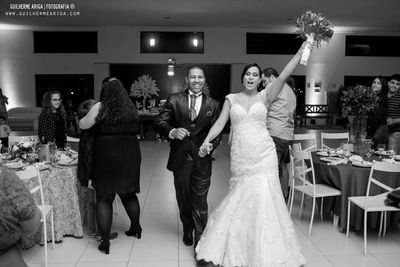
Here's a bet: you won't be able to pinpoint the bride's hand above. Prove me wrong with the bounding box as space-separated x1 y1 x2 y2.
199 143 213 157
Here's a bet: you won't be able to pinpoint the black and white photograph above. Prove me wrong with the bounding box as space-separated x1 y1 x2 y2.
1 1 400 266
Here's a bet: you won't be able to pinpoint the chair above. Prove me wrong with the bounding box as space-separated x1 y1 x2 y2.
289 147 342 236
320 132 349 150
8 135 39 147
16 166 55 267
346 161 400 256
66 136 80 152
293 133 318 152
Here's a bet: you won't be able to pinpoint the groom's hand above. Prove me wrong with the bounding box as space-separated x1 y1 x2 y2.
171 127 190 140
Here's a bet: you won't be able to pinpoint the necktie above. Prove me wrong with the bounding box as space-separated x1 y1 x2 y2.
190 94 198 121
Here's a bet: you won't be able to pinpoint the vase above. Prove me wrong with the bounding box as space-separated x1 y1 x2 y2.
348 115 367 140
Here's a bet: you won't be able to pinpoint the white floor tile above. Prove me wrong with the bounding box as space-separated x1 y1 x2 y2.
129 241 178 261
373 253 400 267
127 260 178 267
304 255 334 267
79 240 133 262
326 254 384 267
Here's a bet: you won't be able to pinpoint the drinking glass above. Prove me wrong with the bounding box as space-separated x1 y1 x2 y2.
64 142 71 155
388 146 397 158
377 143 385 159
365 149 374 159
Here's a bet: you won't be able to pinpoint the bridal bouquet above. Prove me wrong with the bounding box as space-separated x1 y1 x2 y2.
296 10 334 65
10 137 39 161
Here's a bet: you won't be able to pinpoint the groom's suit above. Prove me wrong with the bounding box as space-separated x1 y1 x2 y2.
155 89 221 245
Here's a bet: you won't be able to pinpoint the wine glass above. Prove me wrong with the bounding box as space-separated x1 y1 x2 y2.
64 142 71 156
377 143 386 159
365 148 374 159
388 146 397 158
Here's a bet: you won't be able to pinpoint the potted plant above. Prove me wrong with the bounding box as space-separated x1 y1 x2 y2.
130 74 160 112
340 85 378 138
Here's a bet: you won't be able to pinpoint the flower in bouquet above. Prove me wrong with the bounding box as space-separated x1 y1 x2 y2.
11 137 39 160
341 85 378 117
296 10 334 65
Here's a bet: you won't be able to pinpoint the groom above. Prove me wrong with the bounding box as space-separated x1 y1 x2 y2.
155 66 221 262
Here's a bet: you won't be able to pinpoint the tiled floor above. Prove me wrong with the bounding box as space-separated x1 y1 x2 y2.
22 136 400 267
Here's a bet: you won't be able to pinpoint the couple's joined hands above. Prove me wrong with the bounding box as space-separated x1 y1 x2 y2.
199 143 213 158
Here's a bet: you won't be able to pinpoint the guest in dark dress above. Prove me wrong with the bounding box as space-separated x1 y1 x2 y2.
366 76 388 148
79 77 142 255
38 90 76 148
77 99 97 187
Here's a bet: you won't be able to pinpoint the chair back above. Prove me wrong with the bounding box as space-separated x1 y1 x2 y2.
289 146 316 192
365 161 400 200
15 166 45 211
320 132 349 150
294 133 318 152
9 135 39 147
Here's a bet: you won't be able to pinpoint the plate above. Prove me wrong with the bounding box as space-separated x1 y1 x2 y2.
4 162 30 169
352 161 372 168
375 150 389 156
57 159 78 166
320 157 344 163
23 164 50 171
393 155 400 161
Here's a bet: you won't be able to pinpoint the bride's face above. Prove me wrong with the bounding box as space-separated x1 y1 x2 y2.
243 67 261 91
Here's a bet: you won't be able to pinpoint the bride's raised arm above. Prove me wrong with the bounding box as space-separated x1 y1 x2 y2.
263 41 310 108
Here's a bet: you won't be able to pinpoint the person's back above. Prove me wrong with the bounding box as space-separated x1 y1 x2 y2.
0 167 41 267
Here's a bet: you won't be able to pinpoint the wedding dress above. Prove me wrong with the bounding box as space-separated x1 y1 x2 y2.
195 93 306 267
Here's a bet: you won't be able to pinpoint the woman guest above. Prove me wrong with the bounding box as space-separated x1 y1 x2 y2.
366 76 388 148
79 77 142 255
38 90 76 148
0 88 9 122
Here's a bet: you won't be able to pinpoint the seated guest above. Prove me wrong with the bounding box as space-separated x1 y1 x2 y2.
0 167 41 267
366 76 388 148
38 90 77 149
0 116 11 148
387 74 400 152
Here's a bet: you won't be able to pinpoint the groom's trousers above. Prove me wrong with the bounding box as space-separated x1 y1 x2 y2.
173 157 211 244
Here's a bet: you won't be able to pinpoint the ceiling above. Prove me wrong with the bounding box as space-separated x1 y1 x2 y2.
1 0 400 33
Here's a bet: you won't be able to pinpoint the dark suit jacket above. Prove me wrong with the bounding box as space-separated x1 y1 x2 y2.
155 90 222 175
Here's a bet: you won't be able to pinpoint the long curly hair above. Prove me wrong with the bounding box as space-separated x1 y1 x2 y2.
41 90 67 119
96 78 138 123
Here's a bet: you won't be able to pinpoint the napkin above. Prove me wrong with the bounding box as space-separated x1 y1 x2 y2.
327 158 347 166
349 155 363 162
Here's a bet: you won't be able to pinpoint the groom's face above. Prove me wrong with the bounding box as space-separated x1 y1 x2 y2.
186 67 205 94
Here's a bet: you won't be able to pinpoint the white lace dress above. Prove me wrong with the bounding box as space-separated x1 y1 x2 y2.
195 93 306 267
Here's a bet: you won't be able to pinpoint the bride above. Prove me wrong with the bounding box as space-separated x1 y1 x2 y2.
196 42 310 266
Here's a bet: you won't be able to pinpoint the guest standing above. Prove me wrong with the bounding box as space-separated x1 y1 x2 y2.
38 90 73 148
262 67 297 201
0 88 8 122
79 77 142 255
387 74 400 152
366 76 388 148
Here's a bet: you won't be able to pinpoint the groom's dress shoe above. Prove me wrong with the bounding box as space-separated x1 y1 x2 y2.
183 232 193 246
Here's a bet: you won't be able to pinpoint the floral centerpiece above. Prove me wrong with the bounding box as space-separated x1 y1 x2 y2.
296 10 334 65
10 137 39 162
340 85 378 138
130 74 160 112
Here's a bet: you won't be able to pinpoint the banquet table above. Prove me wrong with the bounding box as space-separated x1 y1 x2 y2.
18 163 95 248
311 152 400 232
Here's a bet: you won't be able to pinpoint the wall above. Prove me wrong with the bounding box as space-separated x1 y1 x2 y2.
1 27 400 108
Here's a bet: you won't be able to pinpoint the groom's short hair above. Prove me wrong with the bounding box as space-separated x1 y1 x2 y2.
186 65 204 77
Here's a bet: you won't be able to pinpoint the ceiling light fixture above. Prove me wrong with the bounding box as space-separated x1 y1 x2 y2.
167 58 176 76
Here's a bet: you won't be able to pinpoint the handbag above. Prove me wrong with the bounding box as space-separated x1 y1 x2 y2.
384 188 400 208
